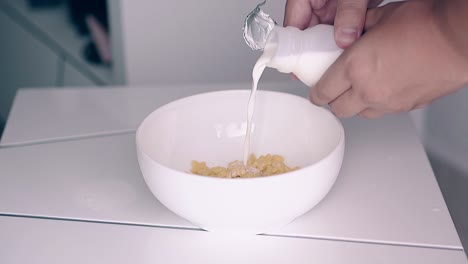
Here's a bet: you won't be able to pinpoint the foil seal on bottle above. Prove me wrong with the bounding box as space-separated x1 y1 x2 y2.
243 0 277 51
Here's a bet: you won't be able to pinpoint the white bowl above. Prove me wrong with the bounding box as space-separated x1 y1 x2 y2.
136 90 344 234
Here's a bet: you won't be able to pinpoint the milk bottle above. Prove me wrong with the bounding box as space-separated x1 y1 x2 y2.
262 25 343 86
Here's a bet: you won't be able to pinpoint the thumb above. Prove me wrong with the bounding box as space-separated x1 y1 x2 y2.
334 0 369 48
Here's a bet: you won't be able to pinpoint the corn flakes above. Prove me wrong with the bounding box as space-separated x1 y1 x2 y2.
190 154 299 178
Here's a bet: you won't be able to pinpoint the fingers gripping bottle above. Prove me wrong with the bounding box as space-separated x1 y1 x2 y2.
243 1 343 86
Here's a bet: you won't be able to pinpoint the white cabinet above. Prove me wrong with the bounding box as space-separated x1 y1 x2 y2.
63 61 97 87
0 9 60 121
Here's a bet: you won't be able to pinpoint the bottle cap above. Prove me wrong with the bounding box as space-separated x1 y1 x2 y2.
243 1 277 51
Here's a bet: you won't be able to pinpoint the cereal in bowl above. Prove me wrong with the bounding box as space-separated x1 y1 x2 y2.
191 154 299 178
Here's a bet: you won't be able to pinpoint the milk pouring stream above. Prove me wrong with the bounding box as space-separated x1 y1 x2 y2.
243 3 343 164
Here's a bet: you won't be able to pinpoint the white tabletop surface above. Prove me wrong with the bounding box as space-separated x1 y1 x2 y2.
0 84 465 262
0 84 461 249
1 215 466 264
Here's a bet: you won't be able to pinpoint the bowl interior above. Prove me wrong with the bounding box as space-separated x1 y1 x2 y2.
137 90 342 173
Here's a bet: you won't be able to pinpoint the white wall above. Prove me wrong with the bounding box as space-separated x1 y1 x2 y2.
117 0 291 86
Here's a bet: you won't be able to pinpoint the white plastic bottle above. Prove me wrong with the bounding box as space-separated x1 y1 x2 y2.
261 24 343 87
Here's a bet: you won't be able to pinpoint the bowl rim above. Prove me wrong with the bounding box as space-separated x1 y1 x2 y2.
136 89 345 182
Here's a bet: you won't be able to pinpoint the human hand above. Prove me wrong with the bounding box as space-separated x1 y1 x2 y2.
284 0 384 48
310 0 468 118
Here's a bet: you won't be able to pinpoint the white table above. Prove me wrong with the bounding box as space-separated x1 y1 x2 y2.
1 216 466 264
0 84 466 263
